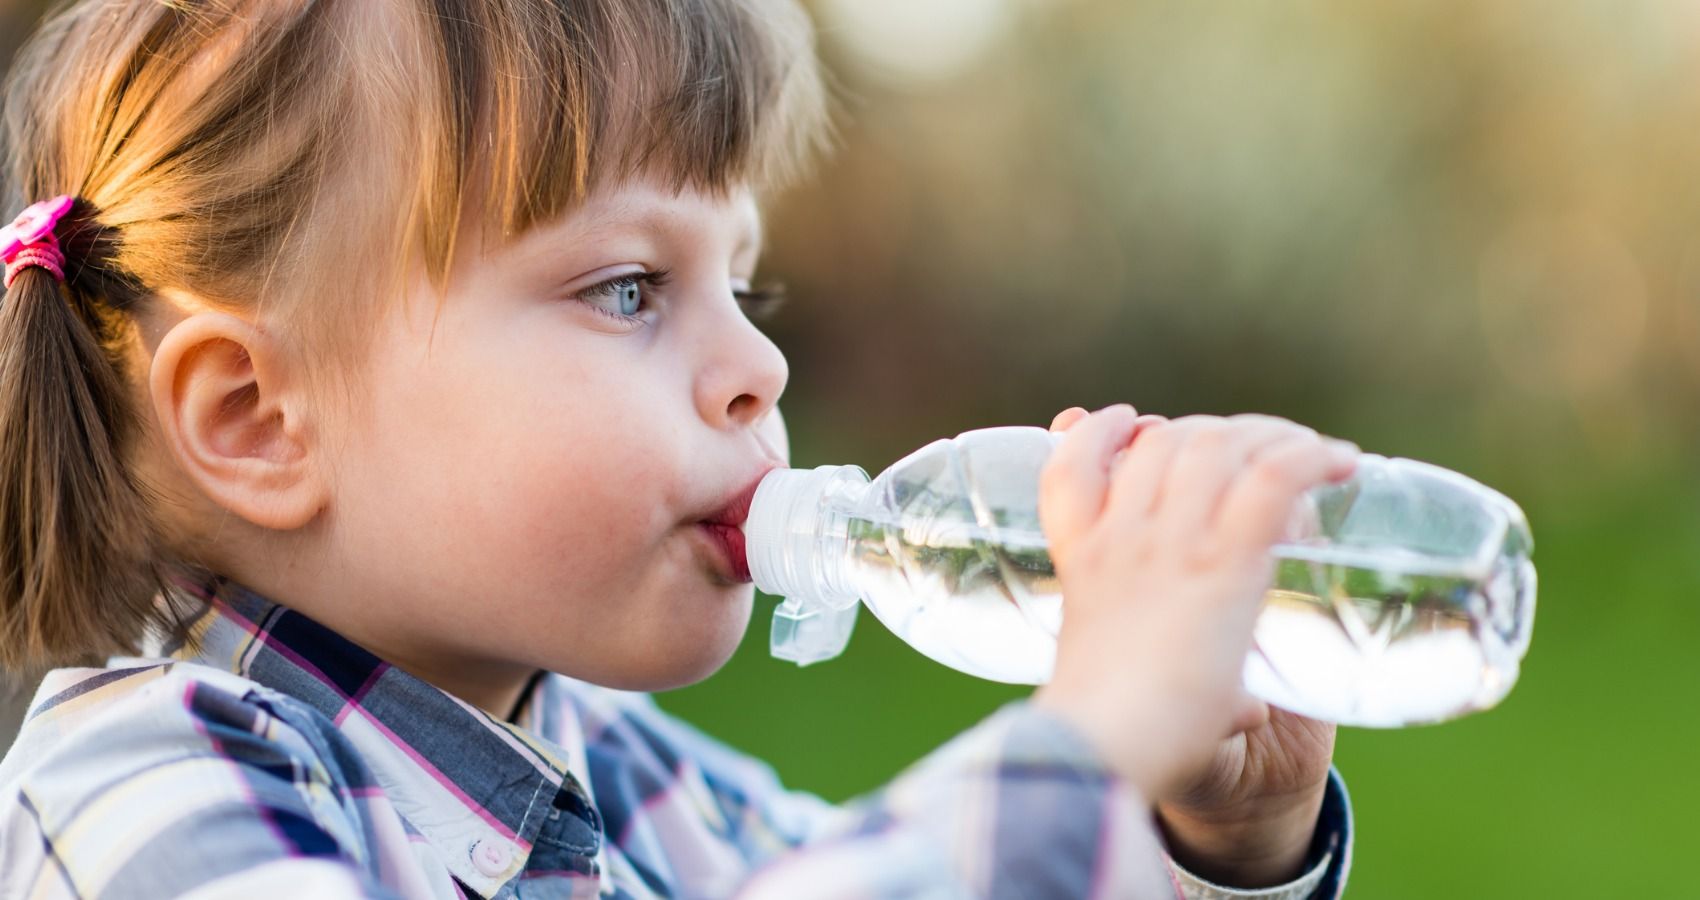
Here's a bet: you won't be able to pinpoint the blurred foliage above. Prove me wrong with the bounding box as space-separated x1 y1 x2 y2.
667 3 1700 897
4 1 1698 897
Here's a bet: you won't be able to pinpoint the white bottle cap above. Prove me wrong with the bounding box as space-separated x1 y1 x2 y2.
745 465 867 667
743 465 862 610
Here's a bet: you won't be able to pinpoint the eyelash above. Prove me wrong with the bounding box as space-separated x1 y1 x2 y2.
734 283 789 322
573 269 790 325
575 270 672 325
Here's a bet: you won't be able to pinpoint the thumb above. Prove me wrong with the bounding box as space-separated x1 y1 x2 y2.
1227 691 1270 736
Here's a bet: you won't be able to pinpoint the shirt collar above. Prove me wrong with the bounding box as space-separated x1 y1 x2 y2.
162 571 605 895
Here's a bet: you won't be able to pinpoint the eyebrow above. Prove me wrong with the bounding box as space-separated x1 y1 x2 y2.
586 201 763 260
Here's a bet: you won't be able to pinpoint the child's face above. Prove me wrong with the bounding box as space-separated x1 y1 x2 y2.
319 176 790 698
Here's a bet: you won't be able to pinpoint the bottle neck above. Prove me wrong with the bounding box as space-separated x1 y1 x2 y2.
744 464 870 612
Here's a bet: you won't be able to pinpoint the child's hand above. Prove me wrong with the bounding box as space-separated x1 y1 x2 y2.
1155 703 1337 887
1030 406 1357 805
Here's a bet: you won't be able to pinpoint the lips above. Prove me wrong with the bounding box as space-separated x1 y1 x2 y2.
701 474 765 528
693 465 779 584
696 522 751 583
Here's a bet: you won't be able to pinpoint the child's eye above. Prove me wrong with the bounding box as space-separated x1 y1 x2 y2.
572 270 786 325
576 270 669 323
733 281 789 322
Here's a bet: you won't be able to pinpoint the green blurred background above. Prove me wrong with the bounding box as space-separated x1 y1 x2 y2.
4 1 1697 896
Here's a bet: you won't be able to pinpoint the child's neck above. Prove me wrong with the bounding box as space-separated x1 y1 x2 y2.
199 559 544 722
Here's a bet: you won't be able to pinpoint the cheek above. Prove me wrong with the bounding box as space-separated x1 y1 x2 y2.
341 309 687 583
429 365 677 569
640 588 756 686
500 436 666 576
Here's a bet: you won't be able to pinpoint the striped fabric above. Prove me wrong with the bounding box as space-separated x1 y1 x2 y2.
0 574 1350 898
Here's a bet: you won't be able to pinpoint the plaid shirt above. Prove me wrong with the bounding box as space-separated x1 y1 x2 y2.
0 575 1350 899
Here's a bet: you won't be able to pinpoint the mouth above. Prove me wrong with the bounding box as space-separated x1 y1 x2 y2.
692 465 780 584
695 522 751 583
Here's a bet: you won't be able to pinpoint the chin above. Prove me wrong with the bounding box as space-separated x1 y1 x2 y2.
601 591 754 691
603 639 742 691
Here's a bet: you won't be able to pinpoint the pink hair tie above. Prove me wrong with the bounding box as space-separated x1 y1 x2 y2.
1 195 75 291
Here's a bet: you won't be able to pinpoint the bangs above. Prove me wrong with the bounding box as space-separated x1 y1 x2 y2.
410 0 830 274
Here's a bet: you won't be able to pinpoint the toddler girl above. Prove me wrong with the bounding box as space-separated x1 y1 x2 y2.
0 1 1352 897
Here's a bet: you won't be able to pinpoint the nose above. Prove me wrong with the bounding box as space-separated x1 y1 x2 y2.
694 299 789 431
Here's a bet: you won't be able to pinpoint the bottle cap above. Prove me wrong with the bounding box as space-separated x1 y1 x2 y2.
744 465 864 607
745 465 868 666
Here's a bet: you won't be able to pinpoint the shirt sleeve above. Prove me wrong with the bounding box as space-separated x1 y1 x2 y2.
646 696 1352 900
0 667 399 900
731 700 1181 898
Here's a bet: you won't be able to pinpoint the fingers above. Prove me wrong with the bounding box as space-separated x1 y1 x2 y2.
1046 407 1357 578
1049 407 1090 433
1096 414 1357 577
1101 416 1212 525
1219 434 1358 548
1158 416 1319 536
1039 405 1145 550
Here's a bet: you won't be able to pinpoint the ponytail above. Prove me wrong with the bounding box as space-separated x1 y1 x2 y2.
0 219 163 673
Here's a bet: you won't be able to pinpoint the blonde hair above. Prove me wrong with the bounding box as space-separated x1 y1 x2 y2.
0 0 828 672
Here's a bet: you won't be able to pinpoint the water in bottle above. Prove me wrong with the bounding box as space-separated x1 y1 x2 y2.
742 426 1535 727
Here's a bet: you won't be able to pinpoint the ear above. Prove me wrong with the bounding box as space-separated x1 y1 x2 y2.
149 311 327 531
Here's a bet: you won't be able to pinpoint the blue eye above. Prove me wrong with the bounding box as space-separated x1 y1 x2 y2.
605 277 643 316
577 270 669 323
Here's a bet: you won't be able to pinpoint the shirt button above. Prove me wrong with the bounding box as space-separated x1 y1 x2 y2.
471 839 512 877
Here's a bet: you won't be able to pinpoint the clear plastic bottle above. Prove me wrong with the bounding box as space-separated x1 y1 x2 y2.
743 426 1536 727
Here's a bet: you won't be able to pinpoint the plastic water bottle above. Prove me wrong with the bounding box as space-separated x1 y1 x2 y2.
743 426 1536 727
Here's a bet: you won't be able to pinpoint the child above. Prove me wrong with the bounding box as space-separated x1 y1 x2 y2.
0 1 1352 897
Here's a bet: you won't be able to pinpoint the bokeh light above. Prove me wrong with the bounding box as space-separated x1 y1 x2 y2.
814 0 1022 86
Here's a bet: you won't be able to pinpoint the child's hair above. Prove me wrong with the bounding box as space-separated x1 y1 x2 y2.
0 0 828 673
